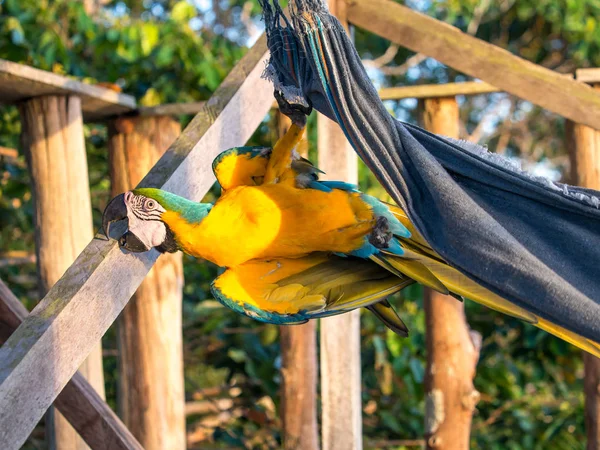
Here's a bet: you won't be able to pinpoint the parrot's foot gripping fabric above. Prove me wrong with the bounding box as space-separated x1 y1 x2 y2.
274 90 312 128
368 216 394 249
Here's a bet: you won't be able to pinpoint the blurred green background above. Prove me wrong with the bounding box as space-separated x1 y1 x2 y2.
1 0 596 448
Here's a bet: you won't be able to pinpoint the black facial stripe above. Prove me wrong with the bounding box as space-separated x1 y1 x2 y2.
131 208 162 221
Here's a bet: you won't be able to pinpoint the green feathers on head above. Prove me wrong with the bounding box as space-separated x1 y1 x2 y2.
133 188 213 223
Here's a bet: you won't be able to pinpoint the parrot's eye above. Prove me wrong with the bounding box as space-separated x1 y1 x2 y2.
145 199 156 210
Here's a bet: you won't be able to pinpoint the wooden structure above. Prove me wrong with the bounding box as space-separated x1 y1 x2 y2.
0 59 135 121
421 98 481 449
318 2 363 449
318 107 363 450
347 0 600 130
566 79 600 450
16 87 119 450
277 113 320 450
2 1 600 448
108 117 186 449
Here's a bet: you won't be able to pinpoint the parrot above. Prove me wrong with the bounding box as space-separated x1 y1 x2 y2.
103 123 600 358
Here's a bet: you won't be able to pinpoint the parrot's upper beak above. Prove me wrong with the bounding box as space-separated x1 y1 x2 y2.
102 193 127 240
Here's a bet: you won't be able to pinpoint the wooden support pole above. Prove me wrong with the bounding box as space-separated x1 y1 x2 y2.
276 113 319 450
318 114 362 450
420 97 481 450
19 95 105 450
566 83 600 450
319 6 361 448
0 36 271 450
107 116 186 450
346 0 600 130
0 279 143 450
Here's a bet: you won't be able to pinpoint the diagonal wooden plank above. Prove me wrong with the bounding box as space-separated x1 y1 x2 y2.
0 59 136 121
0 35 272 450
0 279 143 450
346 0 600 130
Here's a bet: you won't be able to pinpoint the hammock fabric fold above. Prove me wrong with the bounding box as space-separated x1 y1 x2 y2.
259 0 600 341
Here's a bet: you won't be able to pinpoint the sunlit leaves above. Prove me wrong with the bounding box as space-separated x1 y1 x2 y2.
171 0 196 23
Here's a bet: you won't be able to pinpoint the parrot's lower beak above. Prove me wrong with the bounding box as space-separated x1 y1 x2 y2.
102 193 128 240
118 231 151 252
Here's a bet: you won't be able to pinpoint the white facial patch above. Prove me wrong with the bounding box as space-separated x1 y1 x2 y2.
124 192 168 249
127 214 167 249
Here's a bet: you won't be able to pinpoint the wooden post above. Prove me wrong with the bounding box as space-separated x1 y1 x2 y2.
566 82 600 450
19 95 105 450
318 5 362 446
420 97 481 450
277 113 320 450
108 116 186 450
318 113 362 450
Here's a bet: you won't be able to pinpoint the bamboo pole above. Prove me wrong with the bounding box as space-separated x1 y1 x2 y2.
420 97 481 450
319 5 362 448
19 95 105 450
108 116 186 450
276 112 320 450
566 83 600 450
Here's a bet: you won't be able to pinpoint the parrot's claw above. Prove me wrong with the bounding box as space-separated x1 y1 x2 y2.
274 90 312 128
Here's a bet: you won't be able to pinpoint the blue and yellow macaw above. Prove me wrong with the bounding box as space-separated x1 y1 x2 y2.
103 123 600 358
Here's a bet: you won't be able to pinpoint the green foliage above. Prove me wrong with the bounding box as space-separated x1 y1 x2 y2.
0 0 594 448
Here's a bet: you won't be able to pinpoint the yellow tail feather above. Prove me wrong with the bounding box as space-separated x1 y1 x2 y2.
383 203 600 358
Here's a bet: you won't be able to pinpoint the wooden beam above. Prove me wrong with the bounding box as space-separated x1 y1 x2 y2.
346 0 600 130
108 116 185 449
319 3 362 449
0 146 18 158
565 81 600 450
135 81 508 118
277 113 319 450
0 278 143 450
137 102 206 117
576 69 600 84
420 97 481 450
0 251 36 268
0 59 135 121
379 82 501 100
0 35 272 450
19 94 105 450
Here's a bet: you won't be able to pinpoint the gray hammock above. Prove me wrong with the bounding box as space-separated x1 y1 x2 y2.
258 0 600 342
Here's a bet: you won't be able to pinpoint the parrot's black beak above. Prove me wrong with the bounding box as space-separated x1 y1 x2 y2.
102 193 127 240
102 193 152 253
